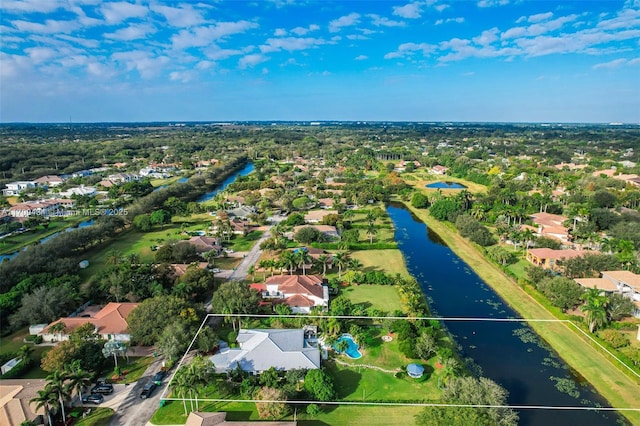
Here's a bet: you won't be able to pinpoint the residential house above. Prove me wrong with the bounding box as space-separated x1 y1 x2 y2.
530 212 570 243
8 199 74 218
431 165 449 175
0 380 48 425
304 209 338 223
2 181 36 196
60 186 96 198
576 271 640 318
252 274 329 313
185 236 222 254
107 173 139 183
186 412 295 426
171 262 209 277
292 224 339 240
33 175 65 187
209 328 321 374
526 248 585 271
38 302 138 343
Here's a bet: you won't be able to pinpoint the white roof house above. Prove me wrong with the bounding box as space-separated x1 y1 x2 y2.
209 329 320 374
2 181 36 196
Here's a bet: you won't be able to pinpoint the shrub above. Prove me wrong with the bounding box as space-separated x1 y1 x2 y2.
598 329 630 349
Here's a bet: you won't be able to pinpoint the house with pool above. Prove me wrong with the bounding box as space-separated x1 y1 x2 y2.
209 328 321 374
251 274 329 313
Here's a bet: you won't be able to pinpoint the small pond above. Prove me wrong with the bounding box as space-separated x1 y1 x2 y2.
426 181 467 189
335 334 362 359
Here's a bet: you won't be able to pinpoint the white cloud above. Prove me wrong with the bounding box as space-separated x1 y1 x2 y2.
238 53 268 69
502 14 579 39
628 57 640 65
260 37 327 53
274 28 287 36
434 4 449 12
473 28 499 45
477 0 510 8
11 19 79 34
169 70 196 82
290 24 320 35
528 12 554 23
196 60 214 70
56 34 100 48
347 34 369 40
592 58 628 69
368 14 406 27
355 55 368 60
172 21 258 50
435 17 465 25
329 13 360 32
104 23 156 41
393 2 423 19
0 0 65 13
151 3 204 28
384 42 436 59
111 50 169 78
101 2 148 24
203 45 247 60
24 46 57 64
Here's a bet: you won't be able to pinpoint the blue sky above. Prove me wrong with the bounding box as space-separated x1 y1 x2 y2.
1 0 639 123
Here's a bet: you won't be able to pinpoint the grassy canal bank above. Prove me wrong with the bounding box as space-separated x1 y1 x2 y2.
400 200 640 425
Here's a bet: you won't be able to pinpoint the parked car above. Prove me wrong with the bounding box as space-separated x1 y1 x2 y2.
82 394 104 405
140 382 157 399
91 384 114 395
211 268 221 273
152 371 165 385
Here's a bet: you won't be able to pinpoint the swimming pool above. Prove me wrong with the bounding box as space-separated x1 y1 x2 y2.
335 334 362 359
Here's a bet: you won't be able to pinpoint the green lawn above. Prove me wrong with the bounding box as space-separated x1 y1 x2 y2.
0 216 91 255
80 226 188 278
506 258 529 278
342 285 403 313
0 327 50 379
116 356 154 384
72 407 114 426
228 231 264 252
350 250 409 276
305 405 422 426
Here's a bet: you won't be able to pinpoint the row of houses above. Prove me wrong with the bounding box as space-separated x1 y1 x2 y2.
526 247 640 317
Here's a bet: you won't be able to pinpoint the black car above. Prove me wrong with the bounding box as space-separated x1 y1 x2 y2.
91 384 114 395
152 371 165 385
140 382 156 399
82 394 104 405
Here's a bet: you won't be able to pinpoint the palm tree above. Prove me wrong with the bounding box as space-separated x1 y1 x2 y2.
366 223 378 244
581 287 610 333
335 339 349 354
521 228 536 253
30 388 58 426
365 209 376 226
45 370 71 424
17 344 34 363
279 251 297 275
294 249 313 275
248 265 255 281
333 251 350 279
258 259 269 280
49 322 67 342
65 364 91 406
348 258 362 274
317 254 330 277
105 249 122 267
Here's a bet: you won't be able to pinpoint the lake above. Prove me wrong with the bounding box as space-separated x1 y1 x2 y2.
387 203 624 426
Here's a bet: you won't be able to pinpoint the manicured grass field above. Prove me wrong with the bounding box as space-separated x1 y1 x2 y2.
308 404 422 426
342 284 403 313
402 201 640 425
80 226 188 278
228 231 263 252
0 327 50 379
0 216 91 255
118 356 154 384
72 407 114 426
350 250 409 276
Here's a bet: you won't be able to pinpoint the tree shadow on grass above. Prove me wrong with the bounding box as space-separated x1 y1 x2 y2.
334 368 362 399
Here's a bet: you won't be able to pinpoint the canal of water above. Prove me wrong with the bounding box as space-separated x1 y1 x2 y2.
196 162 255 203
387 203 624 426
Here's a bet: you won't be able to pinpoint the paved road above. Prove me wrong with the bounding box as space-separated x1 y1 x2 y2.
226 224 272 282
105 356 168 426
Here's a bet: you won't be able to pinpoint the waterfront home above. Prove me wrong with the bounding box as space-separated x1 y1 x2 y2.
526 248 585 271
252 274 329 313
304 209 338 223
209 328 320 374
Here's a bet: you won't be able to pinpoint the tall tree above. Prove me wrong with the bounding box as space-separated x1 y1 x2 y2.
581 287 610 333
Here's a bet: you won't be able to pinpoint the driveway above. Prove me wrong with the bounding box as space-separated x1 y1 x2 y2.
105 356 168 426
226 224 272 282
